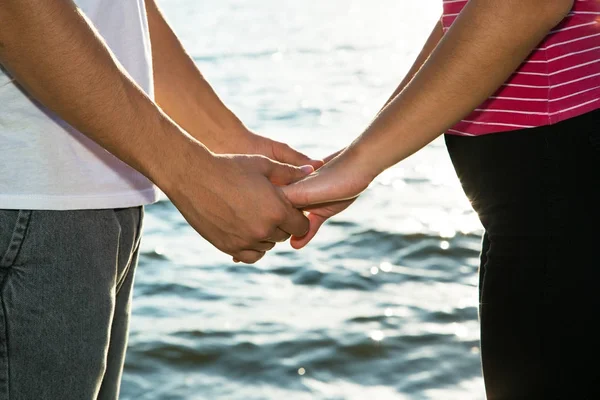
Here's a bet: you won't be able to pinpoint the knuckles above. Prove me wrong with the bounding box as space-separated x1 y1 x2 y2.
250 224 276 242
270 207 288 224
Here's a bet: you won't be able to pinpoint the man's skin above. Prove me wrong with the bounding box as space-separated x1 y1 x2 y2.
0 0 322 264
145 1 321 166
284 0 575 247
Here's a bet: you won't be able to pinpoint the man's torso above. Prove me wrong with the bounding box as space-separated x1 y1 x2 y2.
0 0 160 210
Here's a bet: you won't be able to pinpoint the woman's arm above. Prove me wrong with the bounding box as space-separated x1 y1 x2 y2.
349 0 573 179
284 0 574 246
324 19 444 164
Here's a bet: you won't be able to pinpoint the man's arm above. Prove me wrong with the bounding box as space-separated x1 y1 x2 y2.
144 0 322 168
144 0 246 153
0 0 310 264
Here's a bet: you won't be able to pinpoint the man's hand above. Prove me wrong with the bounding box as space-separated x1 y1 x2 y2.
0 0 316 264
162 144 314 264
232 130 324 172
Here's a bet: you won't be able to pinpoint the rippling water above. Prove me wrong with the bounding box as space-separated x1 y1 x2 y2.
122 1 486 399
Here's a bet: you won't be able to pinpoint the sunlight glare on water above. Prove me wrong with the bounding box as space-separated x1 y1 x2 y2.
121 1 486 399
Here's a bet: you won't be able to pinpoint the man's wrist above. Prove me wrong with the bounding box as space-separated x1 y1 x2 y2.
183 118 254 155
144 120 216 195
209 126 256 154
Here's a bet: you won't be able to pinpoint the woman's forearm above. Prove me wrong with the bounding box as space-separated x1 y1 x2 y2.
347 0 574 177
323 20 444 163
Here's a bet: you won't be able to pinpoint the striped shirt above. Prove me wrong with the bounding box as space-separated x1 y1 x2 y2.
442 0 600 136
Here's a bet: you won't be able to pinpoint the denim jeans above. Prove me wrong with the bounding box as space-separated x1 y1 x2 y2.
0 207 143 400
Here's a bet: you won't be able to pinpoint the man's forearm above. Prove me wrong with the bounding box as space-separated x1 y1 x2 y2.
347 0 574 176
0 0 205 189
145 0 248 153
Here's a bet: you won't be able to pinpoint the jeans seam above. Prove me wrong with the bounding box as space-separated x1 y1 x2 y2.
0 269 11 399
115 252 132 295
0 211 32 268
116 207 143 294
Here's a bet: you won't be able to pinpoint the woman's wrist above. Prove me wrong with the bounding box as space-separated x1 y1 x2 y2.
340 141 387 182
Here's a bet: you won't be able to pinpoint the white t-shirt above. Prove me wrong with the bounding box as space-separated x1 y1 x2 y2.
0 0 161 210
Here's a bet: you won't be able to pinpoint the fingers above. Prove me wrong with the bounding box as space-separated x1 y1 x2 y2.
323 148 345 164
272 141 324 170
278 206 310 238
255 241 276 252
233 250 266 264
268 228 292 243
262 158 314 186
290 213 326 249
231 240 279 263
231 230 287 263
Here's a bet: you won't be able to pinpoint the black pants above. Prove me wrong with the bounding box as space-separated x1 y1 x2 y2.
445 109 600 400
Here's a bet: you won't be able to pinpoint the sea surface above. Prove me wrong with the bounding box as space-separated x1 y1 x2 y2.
121 1 486 399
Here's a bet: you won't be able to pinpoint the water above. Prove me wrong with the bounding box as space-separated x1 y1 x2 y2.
121 1 486 399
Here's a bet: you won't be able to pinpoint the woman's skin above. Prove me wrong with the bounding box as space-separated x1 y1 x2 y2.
287 20 446 249
283 0 575 248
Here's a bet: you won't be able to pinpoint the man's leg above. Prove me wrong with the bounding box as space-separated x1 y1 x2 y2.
98 207 143 400
0 207 142 400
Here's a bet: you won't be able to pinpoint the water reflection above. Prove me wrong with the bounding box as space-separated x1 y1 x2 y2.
122 0 484 399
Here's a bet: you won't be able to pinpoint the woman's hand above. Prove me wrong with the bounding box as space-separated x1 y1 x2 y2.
288 198 356 249
282 148 376 248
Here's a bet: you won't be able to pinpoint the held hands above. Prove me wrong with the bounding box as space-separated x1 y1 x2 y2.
162 140 318 264
282 147 377 249
163 130 371 263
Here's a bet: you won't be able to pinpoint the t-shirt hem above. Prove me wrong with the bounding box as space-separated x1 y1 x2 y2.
446 101 600 136
0 187 162 210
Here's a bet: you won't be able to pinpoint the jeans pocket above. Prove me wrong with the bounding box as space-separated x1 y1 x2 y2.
0 210 32 268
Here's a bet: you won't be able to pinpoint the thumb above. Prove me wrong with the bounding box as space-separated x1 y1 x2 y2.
272 141 324 170
265 160 314 186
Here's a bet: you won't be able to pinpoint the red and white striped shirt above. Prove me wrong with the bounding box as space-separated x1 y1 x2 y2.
442 0 600 136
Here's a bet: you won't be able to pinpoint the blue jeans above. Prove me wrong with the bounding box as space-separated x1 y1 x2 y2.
0 207 143 400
